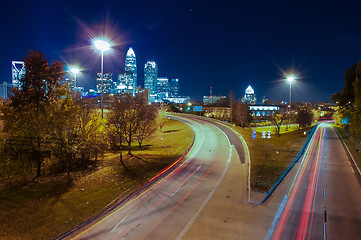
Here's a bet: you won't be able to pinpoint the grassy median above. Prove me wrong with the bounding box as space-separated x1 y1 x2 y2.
0 119 194 240
232 125 312 192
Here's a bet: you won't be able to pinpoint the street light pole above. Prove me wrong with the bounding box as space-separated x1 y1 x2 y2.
287 76 295 131
93 39 111 119
100 50 104 119
70 67 79 89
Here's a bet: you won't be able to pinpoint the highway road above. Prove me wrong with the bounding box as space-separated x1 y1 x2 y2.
60 115 247 240
268 123 361 240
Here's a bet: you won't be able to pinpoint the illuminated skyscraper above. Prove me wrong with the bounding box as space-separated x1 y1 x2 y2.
242 85 257 105
125 47 137 96
144 61 158 94
96 72 114 94
157 77 169 100
0 82 14 99
12 61 25 90
169 78 179 97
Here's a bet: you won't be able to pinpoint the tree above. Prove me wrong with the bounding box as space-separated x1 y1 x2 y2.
50 97 104 183
271 113 288 137
135 104 157 147
2 50 66 178
107 93 152 158
295 105 313 132
332 61 361 141
229 91 235 122
232 100 250 127
156 103 168 132
107 96 127 167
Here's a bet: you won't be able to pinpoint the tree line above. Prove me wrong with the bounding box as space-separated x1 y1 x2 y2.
332 61 361 140
229 91 313 136
0 50 165 186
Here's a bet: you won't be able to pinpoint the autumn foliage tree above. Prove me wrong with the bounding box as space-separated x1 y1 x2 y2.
2 50 66 178
0 50 104 185
271 113 288 137
295 104 313 132
332 61 361 141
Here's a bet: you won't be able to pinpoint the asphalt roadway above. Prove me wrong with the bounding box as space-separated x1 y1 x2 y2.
267 123 361 240
60 118 361 240
61 114 249 240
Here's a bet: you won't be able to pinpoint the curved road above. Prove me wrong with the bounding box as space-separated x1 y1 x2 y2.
61 114 248 240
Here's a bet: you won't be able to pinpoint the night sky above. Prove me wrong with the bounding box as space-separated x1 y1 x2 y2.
1 0 361 102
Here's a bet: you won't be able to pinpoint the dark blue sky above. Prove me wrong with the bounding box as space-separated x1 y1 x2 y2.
1 0 361 102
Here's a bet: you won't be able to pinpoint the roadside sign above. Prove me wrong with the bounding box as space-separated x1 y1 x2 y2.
262 131 266 139
252 130 256 139
267 131 271 139
252 130 256 140
193 106 203 112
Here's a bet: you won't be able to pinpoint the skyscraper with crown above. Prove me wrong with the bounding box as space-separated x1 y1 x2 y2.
124 47 137 96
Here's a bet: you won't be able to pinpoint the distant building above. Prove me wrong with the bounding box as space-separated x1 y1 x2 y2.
169 78 179 97
0 82 14 99
157 77 169 100
12 61 25 90
96 72 114 94
203 95 227 104
125 47 137 96
163 96 190 104
204 106 231 121
249 105 279 117
144 61 158 95
242 85 256 105
203 105 279 121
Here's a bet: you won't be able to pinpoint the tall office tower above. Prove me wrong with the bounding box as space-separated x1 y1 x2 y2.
125 47 137 96
0 82 14 99
96 72 114 94
242 85 257 105
12 61 25 90
144 61 158 94
157 77 169 100
169 78 179 97
116 72 127 94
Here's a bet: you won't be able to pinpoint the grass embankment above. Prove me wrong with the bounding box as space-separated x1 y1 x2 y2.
254 124 301 135
232 124 312 192
0 119 193 240
334 125 361 169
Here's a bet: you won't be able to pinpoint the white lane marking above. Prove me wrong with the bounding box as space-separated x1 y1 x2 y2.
351 167 355 173
323 189 326 198
176 128 233 240
171 163 203 198
323 222 326 239
171 187 181 197
111 216 128 232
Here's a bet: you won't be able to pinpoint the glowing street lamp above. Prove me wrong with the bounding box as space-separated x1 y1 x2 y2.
287 75 295 110
286 75 295 130
70 67 80 88
93 39 111 118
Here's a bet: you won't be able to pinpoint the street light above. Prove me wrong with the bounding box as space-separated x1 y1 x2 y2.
286 75 295 130
93 39 111 118
70 67 80 88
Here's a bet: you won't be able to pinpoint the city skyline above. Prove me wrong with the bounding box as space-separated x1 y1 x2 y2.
1 0 361 102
